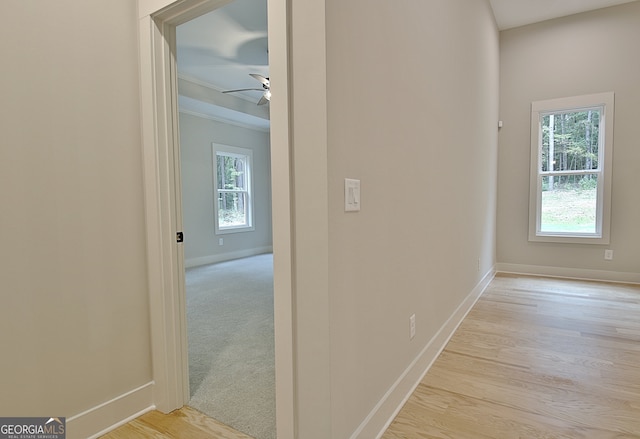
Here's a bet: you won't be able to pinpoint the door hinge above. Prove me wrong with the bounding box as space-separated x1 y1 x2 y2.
176 231 184 243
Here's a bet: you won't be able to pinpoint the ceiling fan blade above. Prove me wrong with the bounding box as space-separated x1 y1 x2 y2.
224 73 270 105
222 88 264 93
250 73 270 87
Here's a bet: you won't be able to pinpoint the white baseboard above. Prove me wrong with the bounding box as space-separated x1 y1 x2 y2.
496 263 640 284
350 268 496 439
66 382 154 439
185 246 273 268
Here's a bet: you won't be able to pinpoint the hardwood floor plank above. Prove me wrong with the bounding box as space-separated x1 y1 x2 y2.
100 406 254 439
383 274 640 438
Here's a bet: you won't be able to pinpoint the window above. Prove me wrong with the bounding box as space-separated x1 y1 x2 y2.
213 144 254 234
529 92 614 244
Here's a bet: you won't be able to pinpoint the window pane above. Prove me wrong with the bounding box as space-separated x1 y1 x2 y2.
218 192 247 228
540 110 600 173
540 174 598 233
217 154 246 190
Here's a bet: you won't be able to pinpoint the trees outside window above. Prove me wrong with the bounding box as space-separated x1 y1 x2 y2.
213 144 254 234
529 93 614 244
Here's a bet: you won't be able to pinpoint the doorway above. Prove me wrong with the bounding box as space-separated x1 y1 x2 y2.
137 0 294 437
176 3 275 435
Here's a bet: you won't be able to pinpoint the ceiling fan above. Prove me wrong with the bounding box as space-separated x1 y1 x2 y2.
222 73 271 105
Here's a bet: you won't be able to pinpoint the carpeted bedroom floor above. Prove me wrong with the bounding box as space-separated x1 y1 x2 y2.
186 253 275 439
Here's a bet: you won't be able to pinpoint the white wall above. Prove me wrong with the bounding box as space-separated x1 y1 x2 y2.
0 1 152 437
497 2 640 282
312 0 499 437
179 112 272 266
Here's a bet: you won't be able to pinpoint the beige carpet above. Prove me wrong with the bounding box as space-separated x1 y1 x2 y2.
186 253 275 439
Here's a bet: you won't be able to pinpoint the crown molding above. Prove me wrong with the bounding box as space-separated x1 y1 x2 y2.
179 108 270 132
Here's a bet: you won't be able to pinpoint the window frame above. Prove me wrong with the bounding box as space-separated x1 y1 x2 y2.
212 143 255 234
528 92 614 244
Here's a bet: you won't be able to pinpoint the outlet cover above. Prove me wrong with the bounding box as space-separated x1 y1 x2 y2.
604 249 613 260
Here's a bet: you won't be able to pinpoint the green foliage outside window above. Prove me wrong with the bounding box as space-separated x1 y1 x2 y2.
216 152 249 228
539 109 601 233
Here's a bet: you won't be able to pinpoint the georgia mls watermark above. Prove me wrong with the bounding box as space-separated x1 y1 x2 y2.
0 418 65 439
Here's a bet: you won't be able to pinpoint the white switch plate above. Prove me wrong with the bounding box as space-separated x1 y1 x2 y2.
344 178 361 212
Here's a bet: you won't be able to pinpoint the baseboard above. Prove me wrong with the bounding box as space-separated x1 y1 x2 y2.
185 246 273 268
496 263 640 284
350 268 496 439
66 382 154 439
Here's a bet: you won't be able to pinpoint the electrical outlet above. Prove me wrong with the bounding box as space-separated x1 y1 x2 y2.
604 249 613 260
409 314 416 340
219 238 224 246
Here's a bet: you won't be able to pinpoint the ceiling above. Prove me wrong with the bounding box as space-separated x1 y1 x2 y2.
489 0 638 30
176 0 270 130
176 0 638 129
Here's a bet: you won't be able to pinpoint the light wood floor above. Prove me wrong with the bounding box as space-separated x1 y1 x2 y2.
100 406 253 439
102 274 640 438
383 274 640 438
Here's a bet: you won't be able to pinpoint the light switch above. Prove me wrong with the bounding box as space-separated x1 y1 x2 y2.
344 178 360 212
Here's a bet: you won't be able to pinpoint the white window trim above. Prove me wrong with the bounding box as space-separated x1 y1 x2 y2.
528 92 614 244
212 143 255 234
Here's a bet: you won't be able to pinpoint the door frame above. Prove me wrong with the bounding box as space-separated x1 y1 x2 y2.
137 0 295 436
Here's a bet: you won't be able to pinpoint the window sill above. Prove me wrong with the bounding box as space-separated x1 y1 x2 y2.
216 225 255 235
528 232 609 245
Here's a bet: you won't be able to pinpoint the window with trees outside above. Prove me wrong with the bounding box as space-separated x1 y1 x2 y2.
529 92 614 244
213 143 254 234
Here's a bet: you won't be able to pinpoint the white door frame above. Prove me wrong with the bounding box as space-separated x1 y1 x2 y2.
137 0 295 436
